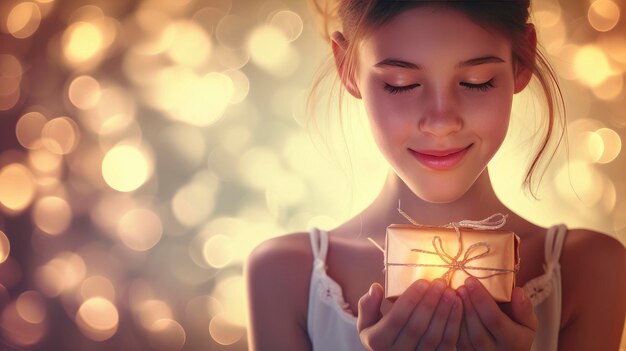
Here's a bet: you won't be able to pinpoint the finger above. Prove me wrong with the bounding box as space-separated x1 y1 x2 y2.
457 285 496 350
366 279 430 347
357 283 384 332
415 287 456 351
392 279 446 350
510 287 538 332
464 277 506 337
435 294 463 351
457 315 475 351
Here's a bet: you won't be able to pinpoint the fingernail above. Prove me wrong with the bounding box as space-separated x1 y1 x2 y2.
415 279 429 292
433 279 446 292
465 277 477 291
442 289 455 303
517 288 526 304
368 285 374 297
457 286 468 300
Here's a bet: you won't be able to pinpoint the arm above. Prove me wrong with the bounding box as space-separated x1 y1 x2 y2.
558 229 626 350
245 233 313 351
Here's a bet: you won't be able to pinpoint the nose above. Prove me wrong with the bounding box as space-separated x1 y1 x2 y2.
418 87 463 137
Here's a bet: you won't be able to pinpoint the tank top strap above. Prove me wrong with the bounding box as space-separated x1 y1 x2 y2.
309 227 329 263
544 224 568 266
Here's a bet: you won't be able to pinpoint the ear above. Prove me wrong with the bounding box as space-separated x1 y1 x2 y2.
331 31 362 99
513 24 537 94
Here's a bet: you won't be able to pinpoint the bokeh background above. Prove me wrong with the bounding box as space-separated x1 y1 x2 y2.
0 0 625 350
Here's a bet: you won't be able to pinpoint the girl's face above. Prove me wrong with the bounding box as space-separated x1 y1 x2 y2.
354 6 530 203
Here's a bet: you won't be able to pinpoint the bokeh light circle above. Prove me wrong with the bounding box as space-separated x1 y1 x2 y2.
101 144 153 192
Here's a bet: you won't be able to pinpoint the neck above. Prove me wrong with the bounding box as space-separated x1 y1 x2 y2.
368 167 510 228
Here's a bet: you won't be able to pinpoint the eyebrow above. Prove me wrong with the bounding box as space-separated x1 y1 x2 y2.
374 55 505 70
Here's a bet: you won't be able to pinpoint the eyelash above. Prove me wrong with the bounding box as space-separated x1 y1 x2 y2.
384 79 495 94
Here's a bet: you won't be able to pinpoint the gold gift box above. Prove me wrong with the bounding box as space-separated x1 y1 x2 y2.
385 224 520 302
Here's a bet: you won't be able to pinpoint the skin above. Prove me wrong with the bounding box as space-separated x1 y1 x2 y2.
245 6 626 351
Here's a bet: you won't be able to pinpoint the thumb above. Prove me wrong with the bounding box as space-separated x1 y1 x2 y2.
511 287 537 331
356 283 383 333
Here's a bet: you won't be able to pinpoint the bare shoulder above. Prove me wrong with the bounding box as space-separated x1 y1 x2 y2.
245 231 314 350
558 227 626 348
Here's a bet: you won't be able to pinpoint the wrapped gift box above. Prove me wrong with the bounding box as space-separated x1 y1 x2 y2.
385 224 520 302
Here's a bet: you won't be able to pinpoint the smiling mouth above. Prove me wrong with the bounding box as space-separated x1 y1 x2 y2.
409 144 472 170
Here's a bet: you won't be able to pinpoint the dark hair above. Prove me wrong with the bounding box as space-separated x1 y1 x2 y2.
307 0 566 199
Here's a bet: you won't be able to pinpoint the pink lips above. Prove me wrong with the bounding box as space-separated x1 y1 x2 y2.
409 144 472 170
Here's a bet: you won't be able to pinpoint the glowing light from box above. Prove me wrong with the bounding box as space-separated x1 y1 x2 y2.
574 46 613 87
76 297 119 341
147 319 186 351
68 75 101 109
0 231 9 264
7 2 41 39
32 196 72 235
117 208 163 251
101 144 153 192
596 128 622 164
16 290 46 324
41 117 80 155
0 163 36 213
588 0 620 32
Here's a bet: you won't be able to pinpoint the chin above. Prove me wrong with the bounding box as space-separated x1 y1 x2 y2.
405 178 472 204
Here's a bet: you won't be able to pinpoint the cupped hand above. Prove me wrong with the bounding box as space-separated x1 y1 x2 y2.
456 277 537 351
357 278 463 351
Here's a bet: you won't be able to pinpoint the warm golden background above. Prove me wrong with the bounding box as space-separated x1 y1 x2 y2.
0 0 624 350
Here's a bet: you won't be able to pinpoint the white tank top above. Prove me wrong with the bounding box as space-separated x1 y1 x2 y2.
307 224 568 351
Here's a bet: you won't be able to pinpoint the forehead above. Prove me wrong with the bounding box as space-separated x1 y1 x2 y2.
358 6 512 68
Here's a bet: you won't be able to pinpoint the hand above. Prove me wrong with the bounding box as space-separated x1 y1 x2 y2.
357 279 463 351
456 277 537 351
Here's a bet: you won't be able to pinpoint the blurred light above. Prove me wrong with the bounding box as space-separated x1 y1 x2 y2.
148 319 186 351
7 2 42 39
171 172 218 227
1 301 46 346
215 45 250 69
0 230 9 264
82 85 136 135
596 128 622 163
202 234 233 268
192 7 226 36
29 146 63 174
184 295 223 331
0 163 36 213
555 161 603 206
41 117 80 155
32 196 72 235
0 54 22 97
270 10 303 42
160 124 206 168
0 83 20 110
0 257 22 289
16 291 46 324
601 35 626 65
588 0 620 32
16 112 47 150
164 20 211 67
593 74 623 100
150 68 233 126
209 314 244 346
35 252 86 297
581 131 605 162
533 1 562 28
76 297 119 341
135 299 172 330
117 208 162 251
248 25 291 71
237 146 283 190
215 14 248 48
602 178 617 213
212 275 246 326
68 75 101 109
62 21 103 65
80 275 116 302
223 69 250 104
574 46 614 87
101 144 153 192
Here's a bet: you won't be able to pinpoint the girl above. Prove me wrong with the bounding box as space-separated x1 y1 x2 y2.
246 1 626 350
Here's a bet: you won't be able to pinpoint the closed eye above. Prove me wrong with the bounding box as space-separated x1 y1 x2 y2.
384 83 420 94
460 79 495 92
